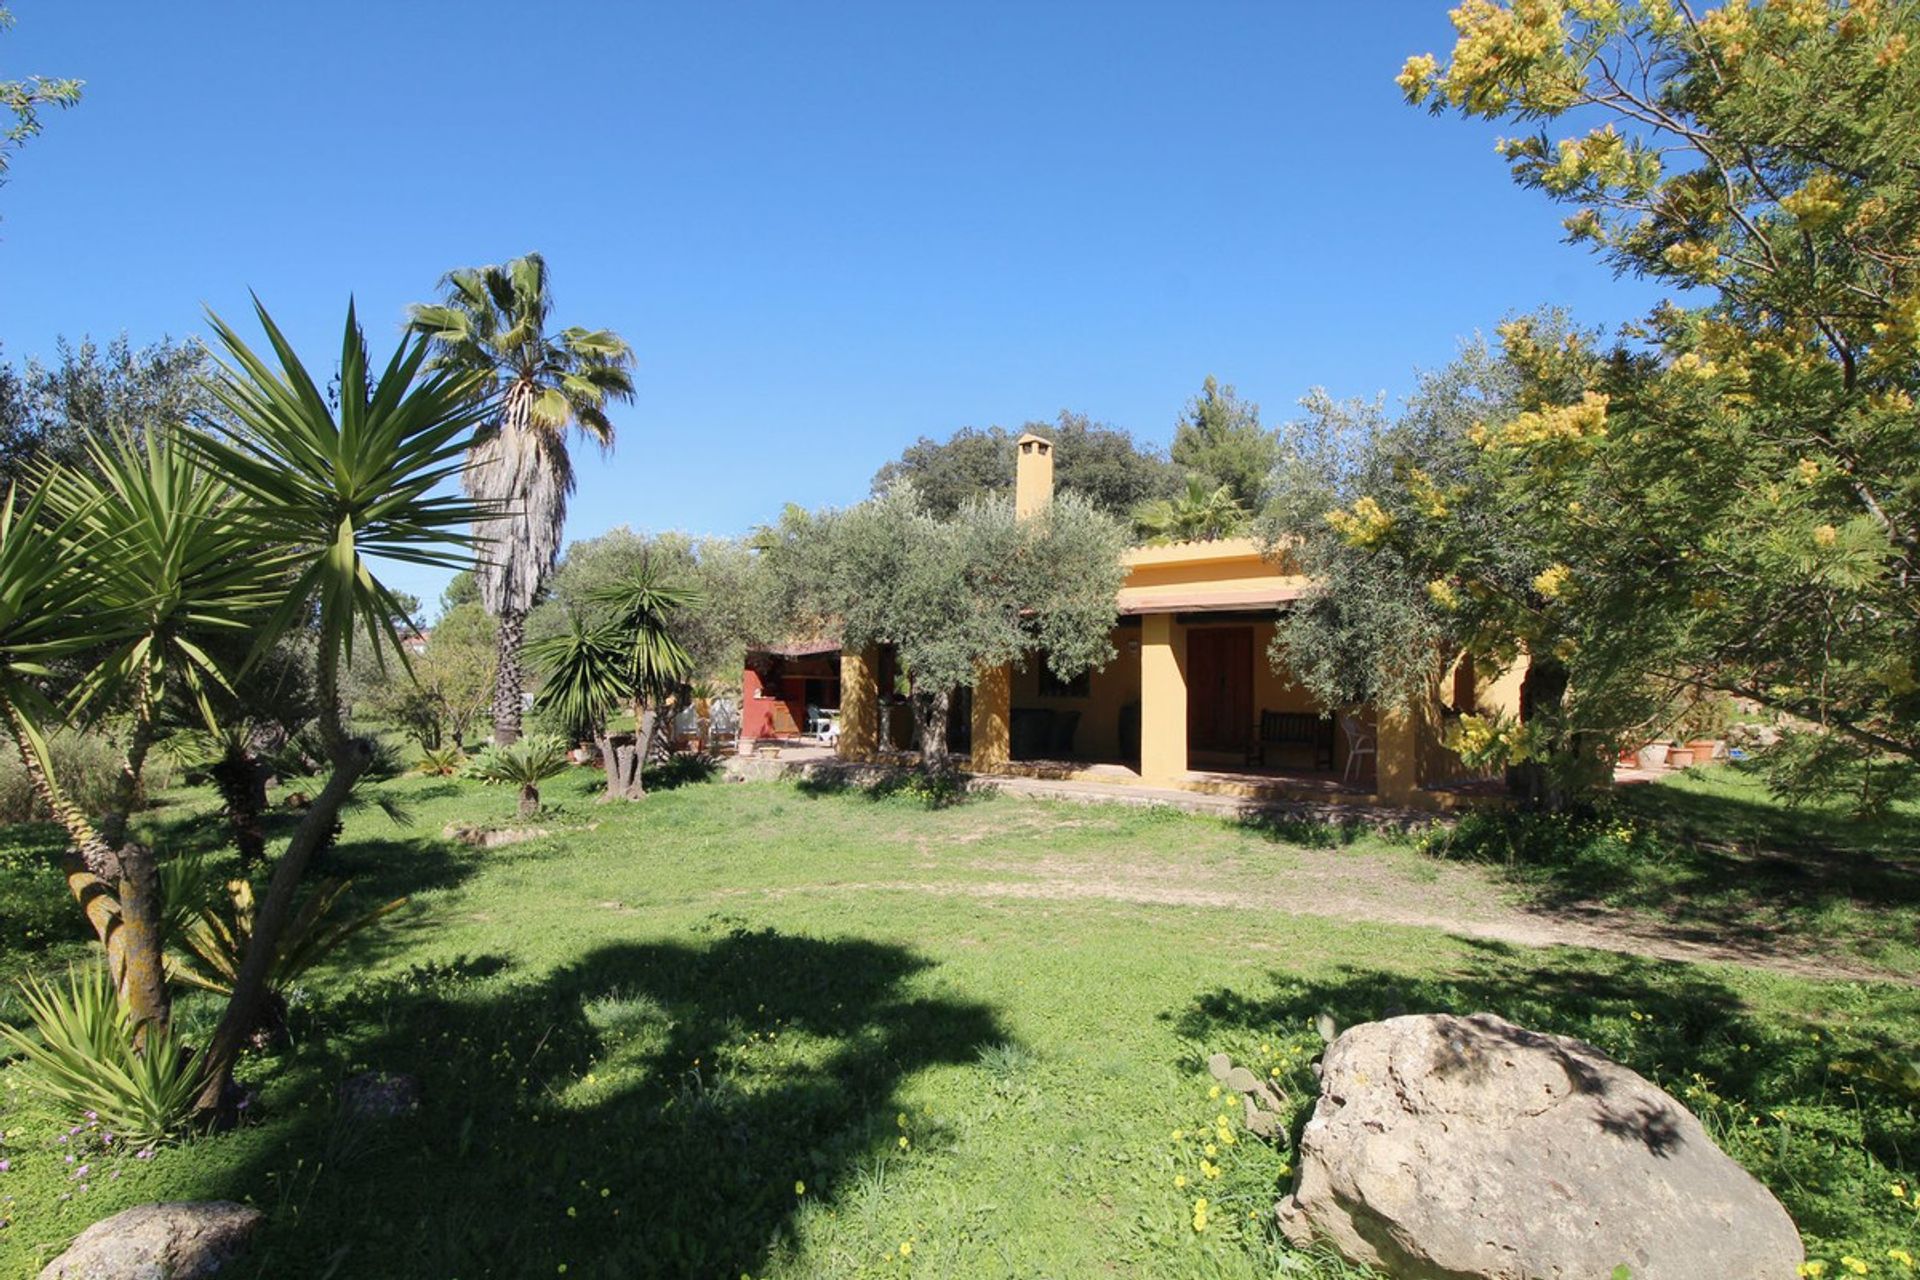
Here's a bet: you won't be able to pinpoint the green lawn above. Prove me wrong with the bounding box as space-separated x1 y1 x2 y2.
0 767 1916 1278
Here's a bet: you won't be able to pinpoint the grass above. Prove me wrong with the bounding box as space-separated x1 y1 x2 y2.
0 765 1912 1277
1421 763 1920 972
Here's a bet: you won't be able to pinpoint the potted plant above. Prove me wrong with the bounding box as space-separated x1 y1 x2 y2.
1636 740 1671 769
1676 694 1733 765
1667 743 1696 768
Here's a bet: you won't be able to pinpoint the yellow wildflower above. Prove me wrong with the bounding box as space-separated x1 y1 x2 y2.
899 1241 913 1258
1533 563 1571 599
1841 1257 1870 1276
1174 1174 1187 1189
794 1181 806 1197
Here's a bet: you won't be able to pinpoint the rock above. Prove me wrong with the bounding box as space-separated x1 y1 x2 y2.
442 822 549 849
339 1070 421 1119
39 1201 263 1279
1206 1052 1232 1081
1276 1013 1803 1280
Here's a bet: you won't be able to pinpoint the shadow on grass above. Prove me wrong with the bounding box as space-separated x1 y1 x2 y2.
1231 809 1371 850
191 927 1005 1279
795 766 974 809
1422 770 1920 967
1169 938 1920 1245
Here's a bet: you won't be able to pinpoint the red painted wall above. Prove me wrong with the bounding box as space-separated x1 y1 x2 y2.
741 664 805 741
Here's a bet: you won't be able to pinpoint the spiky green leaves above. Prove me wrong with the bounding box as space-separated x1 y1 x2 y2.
196 297 495 670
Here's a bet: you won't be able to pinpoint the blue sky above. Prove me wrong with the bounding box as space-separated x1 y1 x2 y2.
1 1 1666 613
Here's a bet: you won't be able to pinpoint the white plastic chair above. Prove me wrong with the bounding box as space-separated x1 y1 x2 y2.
1338 712 1375 782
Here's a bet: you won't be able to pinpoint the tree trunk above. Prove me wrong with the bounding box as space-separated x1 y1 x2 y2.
518 783 539 817
0 693 142 1003
1506 657 1591 812
595 729 621 800
491 606 526 745
97 706 172 1039
914 688 953 772
194 648 368 1119
114 847 170 1044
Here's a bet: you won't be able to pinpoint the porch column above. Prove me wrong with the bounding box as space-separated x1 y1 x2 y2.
839 644 878 760
1139 612 1187 786
1375 704 1417 805
970 662 1011 773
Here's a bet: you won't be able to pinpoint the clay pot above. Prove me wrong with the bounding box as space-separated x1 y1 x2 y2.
1686 738 1721 762
1668 747 1696 768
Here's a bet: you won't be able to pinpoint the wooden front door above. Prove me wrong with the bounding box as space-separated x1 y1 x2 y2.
1187 627 1252 755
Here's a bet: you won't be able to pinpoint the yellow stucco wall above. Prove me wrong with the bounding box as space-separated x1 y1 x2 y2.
1006 626 1141 760
1139 612 1186 784
833 535 1461 801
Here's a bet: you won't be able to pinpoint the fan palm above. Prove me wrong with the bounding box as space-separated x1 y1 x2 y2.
188 297 492 1113
408 253 637 745
1132 475 1250 545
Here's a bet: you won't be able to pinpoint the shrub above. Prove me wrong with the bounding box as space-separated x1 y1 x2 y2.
169 878 407 1039
0 964 200 1145
416 744 466 777
0 729 176 825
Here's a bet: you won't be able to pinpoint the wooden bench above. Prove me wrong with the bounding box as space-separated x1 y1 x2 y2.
1248 710 1336 771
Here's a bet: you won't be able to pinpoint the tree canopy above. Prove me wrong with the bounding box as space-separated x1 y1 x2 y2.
764 486 1129 761
871 411 1180 521
1298 0 1920 808
1170 376 1280 511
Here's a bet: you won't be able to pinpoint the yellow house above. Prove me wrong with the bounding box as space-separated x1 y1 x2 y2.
833 432 1524 809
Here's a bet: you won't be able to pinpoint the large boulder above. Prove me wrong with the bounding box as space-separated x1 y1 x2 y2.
39 1201 263 1279
1276 1013 1803 1280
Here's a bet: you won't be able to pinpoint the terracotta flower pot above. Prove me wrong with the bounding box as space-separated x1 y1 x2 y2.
1686 738 1720 762
1668 747 1696 768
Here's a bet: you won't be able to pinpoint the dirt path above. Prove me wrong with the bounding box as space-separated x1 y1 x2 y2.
748 835 1909 985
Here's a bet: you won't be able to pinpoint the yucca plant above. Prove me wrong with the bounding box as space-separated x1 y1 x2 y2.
0 965 200 1146
185 298 493 1114
416 744 467 777
169 879 407 1041
462 734 572 816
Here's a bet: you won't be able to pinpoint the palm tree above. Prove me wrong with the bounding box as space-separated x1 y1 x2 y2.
527 609 630 800
1132 475 1250 545
36 425 289 1035
408 254 637 745
462 735 572 817
526 562 700 800
590 563 701 797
